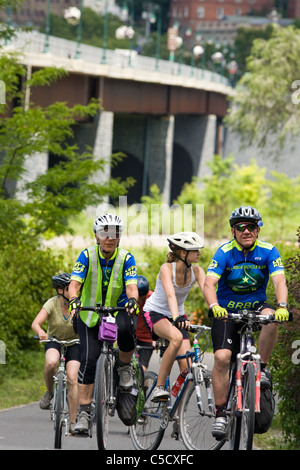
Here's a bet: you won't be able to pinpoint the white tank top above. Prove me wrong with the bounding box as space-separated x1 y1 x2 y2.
143 263 195 319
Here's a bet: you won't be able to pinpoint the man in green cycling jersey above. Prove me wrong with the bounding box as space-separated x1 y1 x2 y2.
204 206 289 439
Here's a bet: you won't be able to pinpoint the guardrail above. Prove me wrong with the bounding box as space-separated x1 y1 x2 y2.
3 31 230 87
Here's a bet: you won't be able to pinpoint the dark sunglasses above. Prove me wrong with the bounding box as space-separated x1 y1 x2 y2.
234 223 258 232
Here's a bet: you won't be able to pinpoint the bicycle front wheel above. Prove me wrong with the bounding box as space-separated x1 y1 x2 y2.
239 362 255 450
179 380 224 450
54 372 64 449
95 353 111 450
130 371 165 450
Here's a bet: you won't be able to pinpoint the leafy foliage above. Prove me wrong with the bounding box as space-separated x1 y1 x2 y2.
269 228 300 449
225 25 300 153
0 51 133 373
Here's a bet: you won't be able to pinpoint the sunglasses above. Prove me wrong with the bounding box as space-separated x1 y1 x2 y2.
98 225 121 238
234 223 258 232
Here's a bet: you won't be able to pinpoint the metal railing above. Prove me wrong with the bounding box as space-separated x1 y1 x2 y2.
3 31 230 87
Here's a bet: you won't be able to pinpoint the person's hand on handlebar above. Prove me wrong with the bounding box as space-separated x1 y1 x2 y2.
274 306 289 322
68 296 82 317
173 316 190 329
209 305 228 318
125 297 140 316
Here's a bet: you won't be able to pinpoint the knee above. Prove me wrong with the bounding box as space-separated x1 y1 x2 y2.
170 329 183 349
214 349 231 371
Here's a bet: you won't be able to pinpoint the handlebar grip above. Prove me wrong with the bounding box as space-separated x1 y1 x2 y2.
208 308 213 318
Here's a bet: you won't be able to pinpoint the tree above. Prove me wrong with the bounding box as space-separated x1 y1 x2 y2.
0 52 134 236
0 51 133 370
225 25 300 154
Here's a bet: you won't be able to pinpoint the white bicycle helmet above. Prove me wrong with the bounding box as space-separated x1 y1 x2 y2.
93 213 124 234
167 231 204 252
229 206 263 227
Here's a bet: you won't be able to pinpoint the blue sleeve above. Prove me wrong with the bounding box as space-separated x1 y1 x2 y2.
268 246 285 276
206 246 227 279
70 249 89 283
123 253 137 285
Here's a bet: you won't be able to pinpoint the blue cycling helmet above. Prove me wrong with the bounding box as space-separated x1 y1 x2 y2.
137 275 149 297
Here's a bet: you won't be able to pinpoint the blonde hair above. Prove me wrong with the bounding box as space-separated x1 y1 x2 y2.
166 250 181 263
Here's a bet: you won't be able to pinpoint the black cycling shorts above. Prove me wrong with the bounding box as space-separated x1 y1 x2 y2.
211 302 274 353
45 341 80 363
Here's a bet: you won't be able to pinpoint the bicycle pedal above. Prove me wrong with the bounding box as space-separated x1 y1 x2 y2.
151 397 168 403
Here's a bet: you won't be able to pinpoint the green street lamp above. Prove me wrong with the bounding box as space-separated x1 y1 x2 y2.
64 4 82 59
101 0 109 64
43 0 51 53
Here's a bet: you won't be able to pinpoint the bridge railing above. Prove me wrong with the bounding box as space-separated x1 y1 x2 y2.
3 31 230 86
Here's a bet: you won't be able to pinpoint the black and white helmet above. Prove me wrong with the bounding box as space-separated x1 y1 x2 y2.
93 213 124 234
229 206 263 227
167 231 204 251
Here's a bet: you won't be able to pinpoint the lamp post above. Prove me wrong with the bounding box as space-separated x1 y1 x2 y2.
64 4 82 58
101 0 109 64
115 0 135 67
190 44 204 77
43 0 51 53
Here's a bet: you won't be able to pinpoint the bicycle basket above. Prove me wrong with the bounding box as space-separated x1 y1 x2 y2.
98 317 118 343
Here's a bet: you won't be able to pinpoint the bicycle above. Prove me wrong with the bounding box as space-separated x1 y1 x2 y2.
212 308 281 450
77 304 144 450
35 336 80 449
129 324 223 451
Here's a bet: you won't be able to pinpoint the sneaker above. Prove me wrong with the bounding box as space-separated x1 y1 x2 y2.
261 369 271 389
74 411 90 436
171 418 180 440
212 416 227 440
151 386 169 402
39 391 53 410
118 363 134 390
69 422 76 435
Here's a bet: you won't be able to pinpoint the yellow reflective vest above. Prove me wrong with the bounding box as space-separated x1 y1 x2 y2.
80 245 129 327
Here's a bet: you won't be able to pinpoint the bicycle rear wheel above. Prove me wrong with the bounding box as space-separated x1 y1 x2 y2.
239 362 255 450
129 371 165 450
54 372 64 449
179 380 224 450
94 353 110 450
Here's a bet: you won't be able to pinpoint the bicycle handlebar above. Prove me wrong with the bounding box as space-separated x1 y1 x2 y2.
189 324 211 333
33 335 80 346
79 305 126 315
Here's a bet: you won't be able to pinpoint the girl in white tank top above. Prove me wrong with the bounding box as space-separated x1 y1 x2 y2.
143 231 206 402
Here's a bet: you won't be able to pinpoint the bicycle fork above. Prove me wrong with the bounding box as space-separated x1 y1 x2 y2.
236 353 261 413
191 363 214 416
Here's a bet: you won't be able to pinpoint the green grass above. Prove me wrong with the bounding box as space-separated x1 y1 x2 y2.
0 351 45 410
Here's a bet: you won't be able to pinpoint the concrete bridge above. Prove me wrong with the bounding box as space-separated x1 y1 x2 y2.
4 31 233 204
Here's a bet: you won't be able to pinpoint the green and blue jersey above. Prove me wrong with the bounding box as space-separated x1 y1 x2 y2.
207 239 284 311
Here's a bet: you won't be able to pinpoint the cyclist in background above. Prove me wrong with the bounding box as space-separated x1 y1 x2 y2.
143 231 206 402
136 275 154 372
31 273 80 435
68 213 139 435
204 206 289 439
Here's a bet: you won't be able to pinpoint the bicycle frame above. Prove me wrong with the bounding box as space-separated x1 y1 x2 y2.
223 309 279 449
51 344 69 428
144 325 212 425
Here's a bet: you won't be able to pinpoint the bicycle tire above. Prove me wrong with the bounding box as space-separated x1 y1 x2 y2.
54 372 64 449
129 371 165 450
95 353 110 450
179 381 224 450
239 362 255 450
